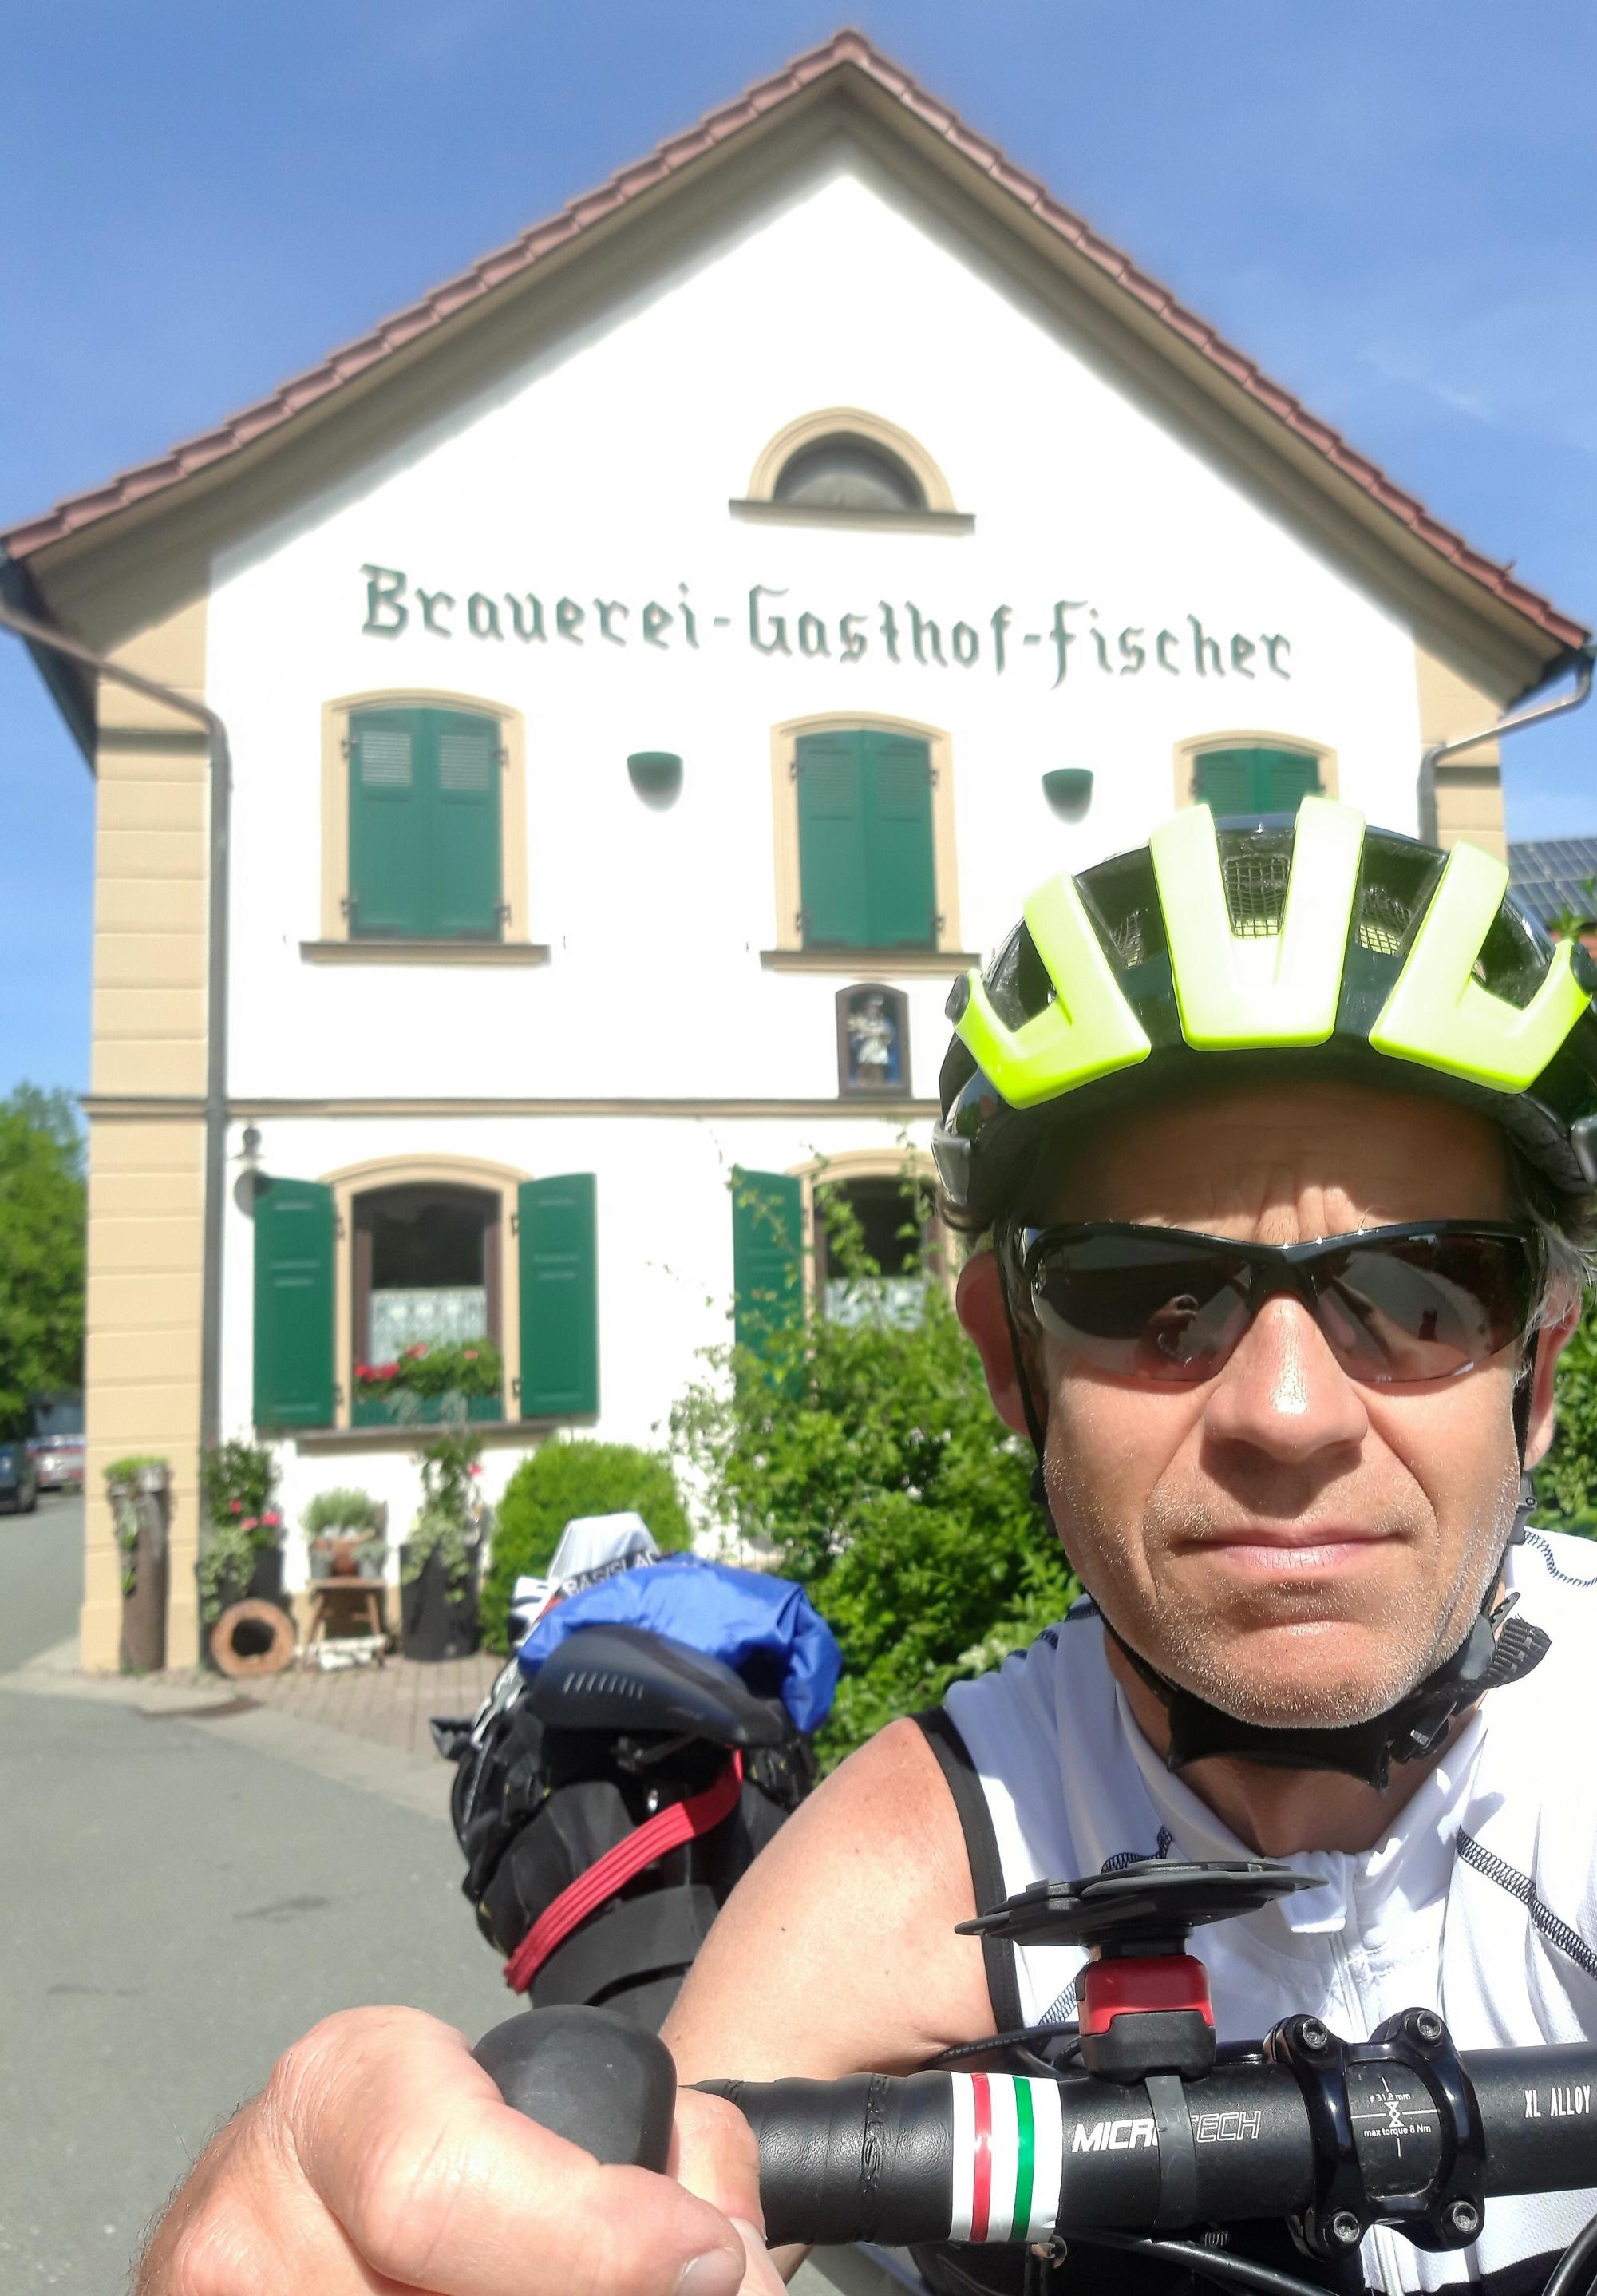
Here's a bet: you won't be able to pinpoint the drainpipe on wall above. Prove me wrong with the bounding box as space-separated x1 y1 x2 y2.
0 595 233 1452
1418 643 1595 844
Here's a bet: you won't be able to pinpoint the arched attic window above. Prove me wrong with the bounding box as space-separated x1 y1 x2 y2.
737 409 967 526
774 436 924 512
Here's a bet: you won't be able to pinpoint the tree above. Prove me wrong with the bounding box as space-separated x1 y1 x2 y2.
0 1084 85 1431
670 1174 1076 1764
1536 1290 1597 1534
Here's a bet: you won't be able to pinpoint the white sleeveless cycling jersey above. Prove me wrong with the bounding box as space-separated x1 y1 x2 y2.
942 1526 1597 2293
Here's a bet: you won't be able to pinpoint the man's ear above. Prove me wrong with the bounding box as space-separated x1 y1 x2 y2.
955 1249 1035 1438
1522 1294 1583 1470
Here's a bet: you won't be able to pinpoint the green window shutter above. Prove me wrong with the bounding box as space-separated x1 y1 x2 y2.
518 1174 599 1417
1256 750 1323 811
349 708 428 936
433 711 503 937
1194 747 1322 816
253 1175 335 1428
349 706 503 940
862 731 935 947
796 731 870 946
731 1167 804 1359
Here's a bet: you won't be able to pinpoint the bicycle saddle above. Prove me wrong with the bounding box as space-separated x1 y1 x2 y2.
525 1623 789 1748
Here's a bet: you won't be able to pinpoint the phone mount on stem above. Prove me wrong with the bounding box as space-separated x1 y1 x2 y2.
960 1857 1314 2084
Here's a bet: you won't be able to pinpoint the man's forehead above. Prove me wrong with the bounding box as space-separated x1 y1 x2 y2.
1041 1078 1512 1232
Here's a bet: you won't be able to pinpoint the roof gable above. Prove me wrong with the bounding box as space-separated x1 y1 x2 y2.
5 26 1584 668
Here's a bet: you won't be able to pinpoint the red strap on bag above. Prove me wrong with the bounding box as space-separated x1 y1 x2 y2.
503 1752 744 1994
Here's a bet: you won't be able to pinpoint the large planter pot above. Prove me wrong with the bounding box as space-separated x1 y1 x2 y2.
116 1468 170 1673
399 1546 480 1662
199 1544 289 1671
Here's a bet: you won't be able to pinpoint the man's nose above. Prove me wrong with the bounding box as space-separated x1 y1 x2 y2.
1202 1292 1370 1463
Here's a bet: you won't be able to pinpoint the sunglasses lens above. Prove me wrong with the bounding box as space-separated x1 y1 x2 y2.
1315 1234 1534 1382
1029 1236 1252 1381
1026 1227 1536 1388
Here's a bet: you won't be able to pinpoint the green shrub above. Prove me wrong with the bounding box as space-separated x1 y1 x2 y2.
482 1439 691 1652
1536 1291 1597 1536
670 1172 1077 1767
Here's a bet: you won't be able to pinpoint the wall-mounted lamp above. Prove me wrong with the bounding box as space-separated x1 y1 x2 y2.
1042 766 1094 821
232 1124 264 1215
627 750 684 808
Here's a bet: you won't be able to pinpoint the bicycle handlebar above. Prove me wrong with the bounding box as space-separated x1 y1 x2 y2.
703 2045 1597 2250
473 2010 1597 2260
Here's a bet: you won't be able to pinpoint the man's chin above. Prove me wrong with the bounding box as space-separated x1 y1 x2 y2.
1159 1618 1427 1732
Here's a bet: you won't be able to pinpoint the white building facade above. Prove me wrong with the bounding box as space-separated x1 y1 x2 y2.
6 32 1585 1668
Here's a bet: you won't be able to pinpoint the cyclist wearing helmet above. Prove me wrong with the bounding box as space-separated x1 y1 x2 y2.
137 799 1597 2296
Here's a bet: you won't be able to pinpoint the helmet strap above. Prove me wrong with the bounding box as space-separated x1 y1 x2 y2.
1003 1253 1550 1788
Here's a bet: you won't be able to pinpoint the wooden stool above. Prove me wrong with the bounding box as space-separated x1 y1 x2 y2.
307 1578 388 1652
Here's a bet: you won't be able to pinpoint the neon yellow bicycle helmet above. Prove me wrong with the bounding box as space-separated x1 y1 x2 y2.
935 796 1597 1225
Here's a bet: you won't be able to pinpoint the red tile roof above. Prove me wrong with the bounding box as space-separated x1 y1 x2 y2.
4 28 1587 652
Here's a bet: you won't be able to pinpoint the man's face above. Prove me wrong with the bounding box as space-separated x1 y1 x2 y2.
960 1080 1551 1730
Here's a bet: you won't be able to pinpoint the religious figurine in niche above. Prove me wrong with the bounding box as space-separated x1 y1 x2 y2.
841 986 905 1092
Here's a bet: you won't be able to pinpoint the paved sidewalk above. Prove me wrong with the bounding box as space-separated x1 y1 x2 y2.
235 1644 506 1756
5 1629 505 1756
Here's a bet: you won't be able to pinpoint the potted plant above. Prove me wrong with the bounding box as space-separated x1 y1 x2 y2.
353 1340 504 1428
302 1486 387 1580
108 1455 171 1673
196 1439 286 1641
400 1432 486 1661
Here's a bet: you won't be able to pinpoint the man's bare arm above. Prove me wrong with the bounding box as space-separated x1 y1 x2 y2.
665 1716 993 2086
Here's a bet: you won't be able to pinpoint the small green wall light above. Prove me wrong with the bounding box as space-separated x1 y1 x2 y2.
1042 766 1094 820
627 750 683 806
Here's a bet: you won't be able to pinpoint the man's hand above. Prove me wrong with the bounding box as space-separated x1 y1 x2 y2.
136 2005 783 2296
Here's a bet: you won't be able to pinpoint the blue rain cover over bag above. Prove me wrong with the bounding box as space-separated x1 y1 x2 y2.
516 1552 840 1734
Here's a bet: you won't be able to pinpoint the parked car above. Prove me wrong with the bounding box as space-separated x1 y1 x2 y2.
26 1393 84 1493
0 1439 39 1514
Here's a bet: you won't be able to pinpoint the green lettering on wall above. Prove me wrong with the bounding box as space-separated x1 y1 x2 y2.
362 564 409 636
749 584 790 655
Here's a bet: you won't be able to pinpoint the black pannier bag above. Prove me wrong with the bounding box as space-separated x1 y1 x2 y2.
440 1622 817 2033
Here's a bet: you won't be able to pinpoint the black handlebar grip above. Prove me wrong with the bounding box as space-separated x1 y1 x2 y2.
473 2008 677 2173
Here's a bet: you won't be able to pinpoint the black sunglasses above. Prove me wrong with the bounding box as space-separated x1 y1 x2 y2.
1015 1221 1542 1387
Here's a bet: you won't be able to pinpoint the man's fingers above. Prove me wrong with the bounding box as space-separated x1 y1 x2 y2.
671 2087 765 2229
274 2008 749 2296
672 2092 786 2296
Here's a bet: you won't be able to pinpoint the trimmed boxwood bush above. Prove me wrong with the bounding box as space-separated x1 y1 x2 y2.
481 1439 691 1652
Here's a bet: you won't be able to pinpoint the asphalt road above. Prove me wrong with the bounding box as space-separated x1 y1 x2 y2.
0 1501 520 2293
0 1486 85 1672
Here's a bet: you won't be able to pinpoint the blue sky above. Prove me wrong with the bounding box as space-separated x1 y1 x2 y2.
5 0 1597 1096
